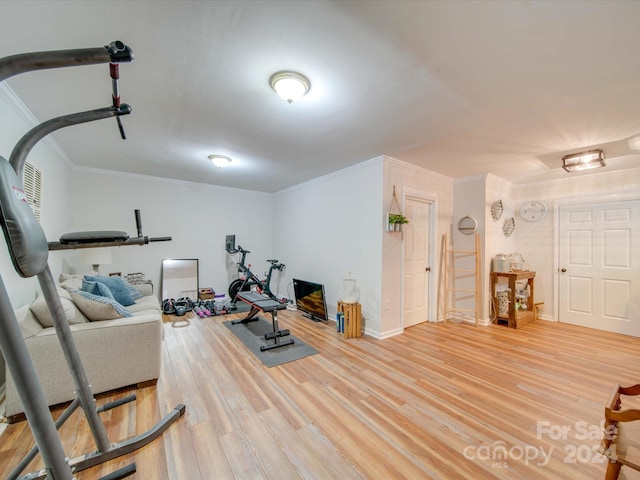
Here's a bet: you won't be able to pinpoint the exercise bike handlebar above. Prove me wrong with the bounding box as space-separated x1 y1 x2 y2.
267 260 285 270
235 245 250 254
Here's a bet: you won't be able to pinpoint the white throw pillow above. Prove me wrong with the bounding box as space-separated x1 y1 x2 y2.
59 274 83 291
70 290 133 321
29 290 87 327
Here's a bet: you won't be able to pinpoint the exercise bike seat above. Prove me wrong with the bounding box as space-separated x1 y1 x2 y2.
59 230 129 244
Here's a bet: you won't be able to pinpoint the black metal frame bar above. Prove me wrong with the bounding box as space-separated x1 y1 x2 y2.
0 42 183 480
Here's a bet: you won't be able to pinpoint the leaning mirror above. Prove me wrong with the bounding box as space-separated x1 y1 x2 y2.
161 259 199 300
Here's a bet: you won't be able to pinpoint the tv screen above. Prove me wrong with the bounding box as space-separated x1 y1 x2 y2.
293 278 328 322
225 234 236 253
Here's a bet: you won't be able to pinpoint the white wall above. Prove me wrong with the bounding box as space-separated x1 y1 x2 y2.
0 84 74 395
452 176 487 323
484 174 517 320
382 157 454 337
273 158 383 333
452 168 640 324
515 167 640 321
0 85 74 308
67 169 274 299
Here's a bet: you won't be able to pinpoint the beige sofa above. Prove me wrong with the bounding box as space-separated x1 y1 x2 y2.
4 274 162 422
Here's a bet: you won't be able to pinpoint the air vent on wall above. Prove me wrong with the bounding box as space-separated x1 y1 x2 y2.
23 162 42 222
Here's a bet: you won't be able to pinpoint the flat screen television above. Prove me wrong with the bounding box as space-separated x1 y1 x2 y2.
293 278 328 322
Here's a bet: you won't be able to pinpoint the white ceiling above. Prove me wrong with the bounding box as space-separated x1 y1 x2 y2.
1 0 639 192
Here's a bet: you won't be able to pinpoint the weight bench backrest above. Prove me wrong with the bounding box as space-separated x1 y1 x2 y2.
0 156 48 277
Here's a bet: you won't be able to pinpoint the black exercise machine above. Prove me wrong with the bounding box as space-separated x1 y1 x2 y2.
233 291 293 351
0 42 184 480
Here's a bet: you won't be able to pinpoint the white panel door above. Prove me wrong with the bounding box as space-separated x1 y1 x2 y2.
558 200 640 337
403 197 431 328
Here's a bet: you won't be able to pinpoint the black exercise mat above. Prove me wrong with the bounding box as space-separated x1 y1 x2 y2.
223 317 318 367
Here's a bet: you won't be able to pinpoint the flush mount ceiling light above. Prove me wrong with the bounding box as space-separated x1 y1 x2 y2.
562 149 606 172
208 154 232 168
269 71 311 103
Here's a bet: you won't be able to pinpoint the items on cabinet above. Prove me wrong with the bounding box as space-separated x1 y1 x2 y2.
490 271 536 329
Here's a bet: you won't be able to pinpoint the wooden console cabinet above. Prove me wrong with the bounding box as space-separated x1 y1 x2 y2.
490 271 535 329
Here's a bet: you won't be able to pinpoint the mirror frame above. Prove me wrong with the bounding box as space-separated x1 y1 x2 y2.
161 258 199 300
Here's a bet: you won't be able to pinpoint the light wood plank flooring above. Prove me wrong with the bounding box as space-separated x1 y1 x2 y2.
1 311 640 479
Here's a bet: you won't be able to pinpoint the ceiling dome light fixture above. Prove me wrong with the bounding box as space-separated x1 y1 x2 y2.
269 71 311 103
208 154 232 168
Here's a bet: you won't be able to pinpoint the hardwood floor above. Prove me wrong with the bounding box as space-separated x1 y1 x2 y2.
1 311 640 479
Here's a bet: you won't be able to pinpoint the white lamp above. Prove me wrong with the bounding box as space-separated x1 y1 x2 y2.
269 71 311 103
562 149 606 172
80 248 113 275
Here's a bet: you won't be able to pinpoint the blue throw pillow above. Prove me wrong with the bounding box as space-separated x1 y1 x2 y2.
125 282 143 301
82 280 115 300
84 275 135 307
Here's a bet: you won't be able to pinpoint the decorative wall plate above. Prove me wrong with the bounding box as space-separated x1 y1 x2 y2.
491 200 503 221
503 217 515 237
520 200 548 222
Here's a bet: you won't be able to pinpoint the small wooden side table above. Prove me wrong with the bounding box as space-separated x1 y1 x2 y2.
337 301 362 338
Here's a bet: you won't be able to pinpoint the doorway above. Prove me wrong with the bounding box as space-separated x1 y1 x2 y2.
558 199 640 337
402 195 435 328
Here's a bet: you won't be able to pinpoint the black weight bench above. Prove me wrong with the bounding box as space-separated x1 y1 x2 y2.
233 291 293 351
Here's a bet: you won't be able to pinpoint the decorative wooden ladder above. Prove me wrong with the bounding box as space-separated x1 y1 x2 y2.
442 233 481 326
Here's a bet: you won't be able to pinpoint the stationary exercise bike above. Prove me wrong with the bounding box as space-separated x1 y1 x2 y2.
227 245 285 305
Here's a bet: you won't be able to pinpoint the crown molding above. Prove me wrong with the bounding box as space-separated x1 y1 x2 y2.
0 83 73 168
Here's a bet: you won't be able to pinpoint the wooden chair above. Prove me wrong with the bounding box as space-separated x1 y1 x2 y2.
599 384 640 479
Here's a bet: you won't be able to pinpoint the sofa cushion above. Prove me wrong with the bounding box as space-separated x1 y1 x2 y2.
59 273 83 289
132 282 152 297
84 275 136 306
70 290 133 321
82 279 115 299
127 295 161 313
29 287 88 328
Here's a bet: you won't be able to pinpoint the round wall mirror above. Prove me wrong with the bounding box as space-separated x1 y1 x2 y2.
457 215 478 235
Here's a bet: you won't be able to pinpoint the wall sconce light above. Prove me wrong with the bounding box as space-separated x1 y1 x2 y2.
562 149 606 172
208 155 232 168
269 71 311 103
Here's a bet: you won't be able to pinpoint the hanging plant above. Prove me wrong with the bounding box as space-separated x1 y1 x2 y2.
387 186 409 231
388 214 409 224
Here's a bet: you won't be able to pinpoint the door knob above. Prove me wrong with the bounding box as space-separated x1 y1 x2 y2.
560 268 567 273
425 267 431 272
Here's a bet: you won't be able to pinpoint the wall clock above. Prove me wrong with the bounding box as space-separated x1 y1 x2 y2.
520 200 547 222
